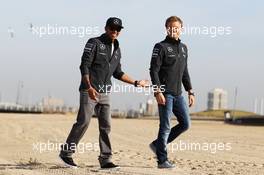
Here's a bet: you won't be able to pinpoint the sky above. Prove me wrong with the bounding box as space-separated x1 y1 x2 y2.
0 0 263 113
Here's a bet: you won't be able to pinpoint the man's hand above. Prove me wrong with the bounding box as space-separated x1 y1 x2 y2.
155 92 166 105
188 94 195 107
138 80 150 87
88 87 99 101
119 74 151 87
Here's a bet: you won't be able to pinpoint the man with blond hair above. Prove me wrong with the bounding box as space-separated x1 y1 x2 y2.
149 16 195 168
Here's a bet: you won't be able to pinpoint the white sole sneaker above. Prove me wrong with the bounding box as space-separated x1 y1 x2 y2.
58 156 78 169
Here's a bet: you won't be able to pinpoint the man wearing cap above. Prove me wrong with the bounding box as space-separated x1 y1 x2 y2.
59 17 148 169
149 16 195 168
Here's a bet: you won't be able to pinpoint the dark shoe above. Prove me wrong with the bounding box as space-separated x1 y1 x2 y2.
59 155 77 169
158 160 175 169
101 162 120 169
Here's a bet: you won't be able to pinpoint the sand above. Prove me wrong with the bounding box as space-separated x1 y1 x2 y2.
0 113 263 175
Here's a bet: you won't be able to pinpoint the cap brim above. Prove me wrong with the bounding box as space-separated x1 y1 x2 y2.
115 25 124 29
108 24 124 29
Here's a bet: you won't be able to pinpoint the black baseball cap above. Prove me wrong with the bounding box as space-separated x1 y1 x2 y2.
106 17 124 29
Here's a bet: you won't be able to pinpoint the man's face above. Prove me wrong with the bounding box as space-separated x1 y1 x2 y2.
166 21 182 40
105 25 122 41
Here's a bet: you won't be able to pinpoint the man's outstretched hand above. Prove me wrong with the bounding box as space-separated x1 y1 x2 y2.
137 80 150 87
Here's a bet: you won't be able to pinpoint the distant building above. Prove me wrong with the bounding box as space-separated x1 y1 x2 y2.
145 98 158 116
139 102 146 115
0 98 77 114
111 109 126 118
207 88 228 110
0 102 42 113
127 109 141 118
41 96 64 113
0 102 23 109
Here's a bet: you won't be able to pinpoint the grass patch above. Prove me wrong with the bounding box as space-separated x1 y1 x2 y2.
191 109 259 119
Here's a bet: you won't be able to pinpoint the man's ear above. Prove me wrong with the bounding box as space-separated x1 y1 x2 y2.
105 26 108 32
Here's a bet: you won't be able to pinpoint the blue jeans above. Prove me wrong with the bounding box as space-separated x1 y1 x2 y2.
153 94 190 164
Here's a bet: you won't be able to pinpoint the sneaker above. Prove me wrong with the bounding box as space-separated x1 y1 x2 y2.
100 162 120 169
59 155 77 169
149 142 157 155
158 160 175 169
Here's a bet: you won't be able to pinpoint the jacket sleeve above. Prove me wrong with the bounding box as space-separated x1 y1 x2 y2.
182 45 193 91
149 43 164 87
79 38 97 76
113 62 125 80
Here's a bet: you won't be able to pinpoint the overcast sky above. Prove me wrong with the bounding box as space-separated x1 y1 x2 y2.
0 0 263 113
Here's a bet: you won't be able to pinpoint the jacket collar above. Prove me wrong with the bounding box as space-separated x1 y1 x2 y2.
165 35 181 45
100 33 119 49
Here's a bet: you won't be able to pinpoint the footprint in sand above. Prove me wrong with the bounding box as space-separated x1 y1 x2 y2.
197 164 202 168
209 160 217 164
129 155 136 159
238 162 246 166
217 168 223 172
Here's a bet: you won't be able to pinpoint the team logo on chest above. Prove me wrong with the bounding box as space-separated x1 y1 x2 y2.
181 47 187 58
99 44 106 50
167 47 173 52
114 50 119 59
181 47 185 53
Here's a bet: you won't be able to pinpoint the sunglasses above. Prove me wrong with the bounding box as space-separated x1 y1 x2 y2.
109 26 122 32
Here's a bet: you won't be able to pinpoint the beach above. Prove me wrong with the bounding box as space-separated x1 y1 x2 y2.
0 113 263 175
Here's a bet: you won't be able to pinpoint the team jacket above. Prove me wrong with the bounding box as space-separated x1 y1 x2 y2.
79 33 124 92
149 36 192 96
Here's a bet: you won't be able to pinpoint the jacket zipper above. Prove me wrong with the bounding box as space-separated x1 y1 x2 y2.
176 44 181 95
104 46 112 86
105 48 115 84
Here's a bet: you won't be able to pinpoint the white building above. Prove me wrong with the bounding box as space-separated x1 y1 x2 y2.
145 99 158 116
41 96 64 112
207 88 228 110
139 102 146 114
